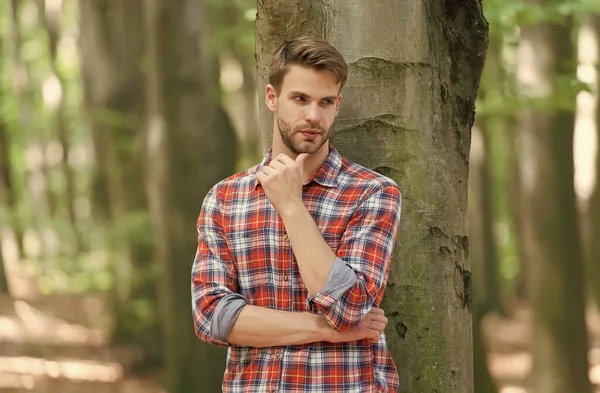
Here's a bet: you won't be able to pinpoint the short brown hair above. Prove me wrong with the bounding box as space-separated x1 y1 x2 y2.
268 36 348 94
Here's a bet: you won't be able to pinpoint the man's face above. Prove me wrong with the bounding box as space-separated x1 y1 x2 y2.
266 65 342 155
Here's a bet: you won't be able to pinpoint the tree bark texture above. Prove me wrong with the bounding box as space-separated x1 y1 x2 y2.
256 1 488 391
518 7 592 393
144 0 235 391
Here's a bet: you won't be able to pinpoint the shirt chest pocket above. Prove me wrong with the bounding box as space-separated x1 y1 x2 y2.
227 228 274 308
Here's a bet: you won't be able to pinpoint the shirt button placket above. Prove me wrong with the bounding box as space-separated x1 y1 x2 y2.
269 348 281 393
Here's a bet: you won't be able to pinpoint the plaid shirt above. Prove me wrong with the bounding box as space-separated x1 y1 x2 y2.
192 147 402 392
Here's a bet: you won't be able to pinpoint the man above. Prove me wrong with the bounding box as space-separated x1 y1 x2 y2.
192 36 402 392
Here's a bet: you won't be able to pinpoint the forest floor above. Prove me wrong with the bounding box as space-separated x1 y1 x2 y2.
0 262 599 392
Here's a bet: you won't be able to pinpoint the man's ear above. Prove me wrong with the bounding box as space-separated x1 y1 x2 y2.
265 84 278 112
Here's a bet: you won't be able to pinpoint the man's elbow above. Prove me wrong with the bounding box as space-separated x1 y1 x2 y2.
192 293 247 347
193 315 229 347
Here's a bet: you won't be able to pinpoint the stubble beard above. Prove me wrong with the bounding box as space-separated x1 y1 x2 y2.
276 116 332 155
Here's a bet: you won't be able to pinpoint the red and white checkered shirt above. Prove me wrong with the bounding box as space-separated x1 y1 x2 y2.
192 146 402 392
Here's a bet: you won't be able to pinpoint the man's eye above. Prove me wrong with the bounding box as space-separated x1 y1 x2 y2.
323 100 333 105
294 96 306 102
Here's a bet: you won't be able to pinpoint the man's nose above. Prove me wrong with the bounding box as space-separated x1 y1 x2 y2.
304 103 322 123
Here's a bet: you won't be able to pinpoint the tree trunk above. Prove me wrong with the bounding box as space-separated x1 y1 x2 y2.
235 50 262 165
143 0 234 391
10 0 50 254
476 35 507 315
256 1 488 391
588 14 600 311
479 122 504 315
517 8 592 393
508 118 528 301
0 34 10 293
37 0 83 253
78 0 137 276
469 125 498 393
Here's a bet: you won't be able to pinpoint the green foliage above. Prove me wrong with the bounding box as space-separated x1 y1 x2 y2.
206 0 256 59
485 0 600 33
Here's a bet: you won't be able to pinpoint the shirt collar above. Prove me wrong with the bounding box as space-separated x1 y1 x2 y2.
253 146 341 189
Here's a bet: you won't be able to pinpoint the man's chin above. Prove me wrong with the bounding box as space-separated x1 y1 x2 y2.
294 143 326 155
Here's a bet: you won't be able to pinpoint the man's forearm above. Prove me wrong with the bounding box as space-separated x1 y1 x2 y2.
280 203 338 296
227 305 331 347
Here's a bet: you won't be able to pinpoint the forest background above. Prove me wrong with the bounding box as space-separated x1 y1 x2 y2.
0 0 600 393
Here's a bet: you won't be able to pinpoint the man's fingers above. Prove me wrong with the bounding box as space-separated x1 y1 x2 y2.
261 166 276 176
367 313 388 326
274 153 295 166
269 160 286 170
371 320 387 333
369 307 385 315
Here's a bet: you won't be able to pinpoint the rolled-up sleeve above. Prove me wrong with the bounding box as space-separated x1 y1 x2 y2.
307 183 402 331
191 186 247 346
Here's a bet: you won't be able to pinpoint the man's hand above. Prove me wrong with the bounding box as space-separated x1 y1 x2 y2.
327 307 388 344
256 153 309 215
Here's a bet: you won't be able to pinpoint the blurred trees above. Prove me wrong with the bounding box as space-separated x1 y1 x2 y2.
0 0 249 391
78 0 161 363
517 1 591 391
474 0 599 391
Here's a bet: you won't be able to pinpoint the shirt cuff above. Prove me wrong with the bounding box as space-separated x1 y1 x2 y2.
210 293 248 342
307 257 357 310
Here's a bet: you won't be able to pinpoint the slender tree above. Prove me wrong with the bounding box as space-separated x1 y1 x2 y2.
143 0 236 391
37 0 83 253
10 0 50 254
588 14 600 311
469 126 499 393
0 33 10 294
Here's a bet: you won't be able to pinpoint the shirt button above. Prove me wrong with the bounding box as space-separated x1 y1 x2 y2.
283 275 289 282
283 234 288 240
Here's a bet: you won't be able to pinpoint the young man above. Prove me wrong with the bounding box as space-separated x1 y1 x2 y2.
192 36 402 392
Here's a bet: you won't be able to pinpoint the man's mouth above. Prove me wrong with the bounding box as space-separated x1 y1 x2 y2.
299 129 320 134
299 130 320 139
